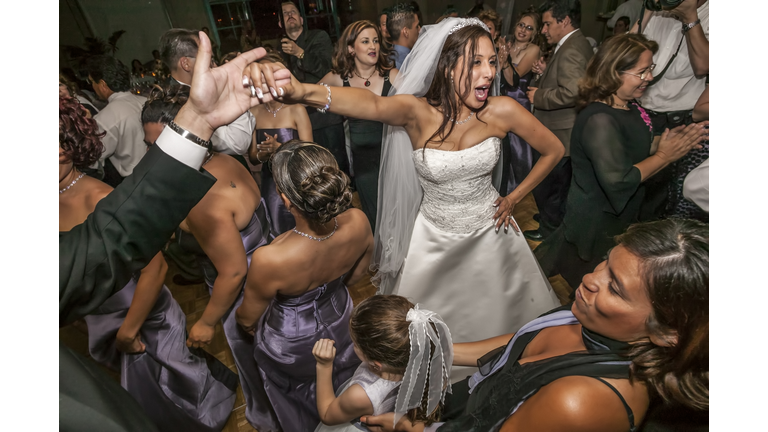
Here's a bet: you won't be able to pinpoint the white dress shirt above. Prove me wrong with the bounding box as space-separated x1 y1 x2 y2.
683 158 708 212
639 1 709 112
94 91 148 177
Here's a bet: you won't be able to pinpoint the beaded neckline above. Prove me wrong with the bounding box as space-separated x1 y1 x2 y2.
292 217 338 241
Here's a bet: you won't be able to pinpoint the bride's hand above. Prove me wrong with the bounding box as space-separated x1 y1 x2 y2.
243 60 304 105
493 196 520 234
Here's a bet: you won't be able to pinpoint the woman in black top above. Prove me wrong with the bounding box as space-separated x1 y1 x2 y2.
534 34 708 289
320 20 399 232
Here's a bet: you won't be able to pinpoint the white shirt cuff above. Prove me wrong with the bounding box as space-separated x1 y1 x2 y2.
155 126 208 169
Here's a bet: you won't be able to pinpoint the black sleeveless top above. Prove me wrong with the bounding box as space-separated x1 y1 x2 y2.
439 305 637 432
342 70 392 147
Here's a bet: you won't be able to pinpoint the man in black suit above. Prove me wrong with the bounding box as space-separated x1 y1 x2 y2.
59 33 279 431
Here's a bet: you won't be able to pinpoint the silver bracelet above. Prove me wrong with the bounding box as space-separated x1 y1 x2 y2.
317 83 331 114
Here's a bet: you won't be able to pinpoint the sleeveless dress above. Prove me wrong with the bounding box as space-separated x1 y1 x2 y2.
343 73 392 232
437 305 637 432
257 127 299 235
83 277 238 431
315 363 401 432
253 274 361 432
394 138 560 382
176 201 281 431
501 64 535 193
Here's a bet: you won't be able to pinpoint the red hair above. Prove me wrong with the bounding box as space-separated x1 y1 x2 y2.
59 97 105 169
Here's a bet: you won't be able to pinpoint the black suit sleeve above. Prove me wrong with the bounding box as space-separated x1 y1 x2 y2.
59 145 216 326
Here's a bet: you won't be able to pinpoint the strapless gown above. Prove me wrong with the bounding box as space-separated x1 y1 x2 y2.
177 200 280 431
253 275 361 432
394 138 560 382
83 277 238 431
257 127 298 235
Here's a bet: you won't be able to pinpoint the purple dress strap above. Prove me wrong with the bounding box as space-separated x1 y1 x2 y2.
253 275 361 431
84 278 237 431
257 128 300 235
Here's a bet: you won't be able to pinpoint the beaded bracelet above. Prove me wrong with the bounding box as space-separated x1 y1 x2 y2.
317 83 332 114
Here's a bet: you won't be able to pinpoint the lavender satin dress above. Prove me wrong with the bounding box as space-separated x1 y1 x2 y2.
257 128 298 235
84 278 238 431
502 65 535 193
253 275 361 432
177 199 280 431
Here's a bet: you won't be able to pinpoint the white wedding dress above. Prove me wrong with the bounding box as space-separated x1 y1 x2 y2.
393 137 560 381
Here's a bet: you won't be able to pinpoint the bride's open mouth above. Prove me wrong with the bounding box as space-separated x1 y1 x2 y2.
475 85 489 101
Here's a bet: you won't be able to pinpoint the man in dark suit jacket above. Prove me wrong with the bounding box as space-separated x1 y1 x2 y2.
59 33 280 431
524 0 593 242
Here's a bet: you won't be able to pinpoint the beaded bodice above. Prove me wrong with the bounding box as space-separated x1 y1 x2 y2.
412 137 501 233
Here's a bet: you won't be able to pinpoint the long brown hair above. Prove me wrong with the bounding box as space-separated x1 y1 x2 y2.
350 295 443 425
617 219 709 410
423 25 494 150
331 20 393 80
578 33 658 108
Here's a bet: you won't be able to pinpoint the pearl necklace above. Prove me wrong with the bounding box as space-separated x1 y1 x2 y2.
292 217 338 241
60 172 85 194
449 112 474 125
265 103 285 118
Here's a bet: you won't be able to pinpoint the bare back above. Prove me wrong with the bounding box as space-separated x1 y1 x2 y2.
253 208 373 296
180 153 261 233
59 175 112 232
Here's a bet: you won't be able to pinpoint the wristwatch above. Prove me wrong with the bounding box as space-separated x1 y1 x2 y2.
682 19 701 34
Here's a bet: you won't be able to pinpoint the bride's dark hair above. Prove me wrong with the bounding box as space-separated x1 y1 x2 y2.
423 25 493 151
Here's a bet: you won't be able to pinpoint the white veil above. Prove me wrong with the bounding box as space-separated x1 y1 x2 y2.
372 17 503 294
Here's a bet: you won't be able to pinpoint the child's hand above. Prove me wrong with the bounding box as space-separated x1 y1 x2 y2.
312 338 336 368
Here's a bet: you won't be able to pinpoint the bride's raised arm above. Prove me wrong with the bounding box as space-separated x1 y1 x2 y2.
245 61 419 129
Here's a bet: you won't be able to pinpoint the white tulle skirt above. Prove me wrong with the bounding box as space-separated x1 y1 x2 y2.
394 212 561 382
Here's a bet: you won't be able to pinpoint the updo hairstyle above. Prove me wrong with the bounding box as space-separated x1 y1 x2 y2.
271 140 352 225
141 84 188 125
59 96 104 169
619 218 709 410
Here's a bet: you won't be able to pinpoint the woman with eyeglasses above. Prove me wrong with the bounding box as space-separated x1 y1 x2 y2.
534 34 708 291
496 10 543 192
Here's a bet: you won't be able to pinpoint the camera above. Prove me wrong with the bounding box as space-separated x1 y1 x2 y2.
644 0 685 10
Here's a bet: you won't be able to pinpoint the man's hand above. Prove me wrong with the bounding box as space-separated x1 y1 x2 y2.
669 0 700 23
281 38 304 58
173 31 291 141
526 87 538 103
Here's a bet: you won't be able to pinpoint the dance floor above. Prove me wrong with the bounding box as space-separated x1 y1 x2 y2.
59 191 573 432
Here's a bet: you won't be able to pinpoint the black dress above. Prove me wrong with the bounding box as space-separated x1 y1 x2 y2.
343 72 392 232
535 102 653 288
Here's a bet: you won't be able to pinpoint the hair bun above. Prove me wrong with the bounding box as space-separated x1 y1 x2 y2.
298 165 353 224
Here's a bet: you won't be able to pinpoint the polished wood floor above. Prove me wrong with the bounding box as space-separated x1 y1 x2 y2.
60 191 573 432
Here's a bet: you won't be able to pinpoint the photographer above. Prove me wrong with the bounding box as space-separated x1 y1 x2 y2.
631 0 708 219
278 1 349 176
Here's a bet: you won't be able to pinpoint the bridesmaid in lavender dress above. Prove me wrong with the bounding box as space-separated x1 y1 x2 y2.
499 11 543 192
249 54 314 235
59 96 237 432
236 142 372 432
142 90 282 430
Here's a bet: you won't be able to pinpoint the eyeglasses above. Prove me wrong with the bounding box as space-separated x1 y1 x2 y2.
622 64 656 81
517 22 535 32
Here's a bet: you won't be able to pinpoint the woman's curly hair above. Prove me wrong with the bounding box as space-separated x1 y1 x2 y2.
271 140 352 225
141 84 189 125
59 96 104 169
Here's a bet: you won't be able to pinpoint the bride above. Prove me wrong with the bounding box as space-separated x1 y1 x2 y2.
248 17 563 377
